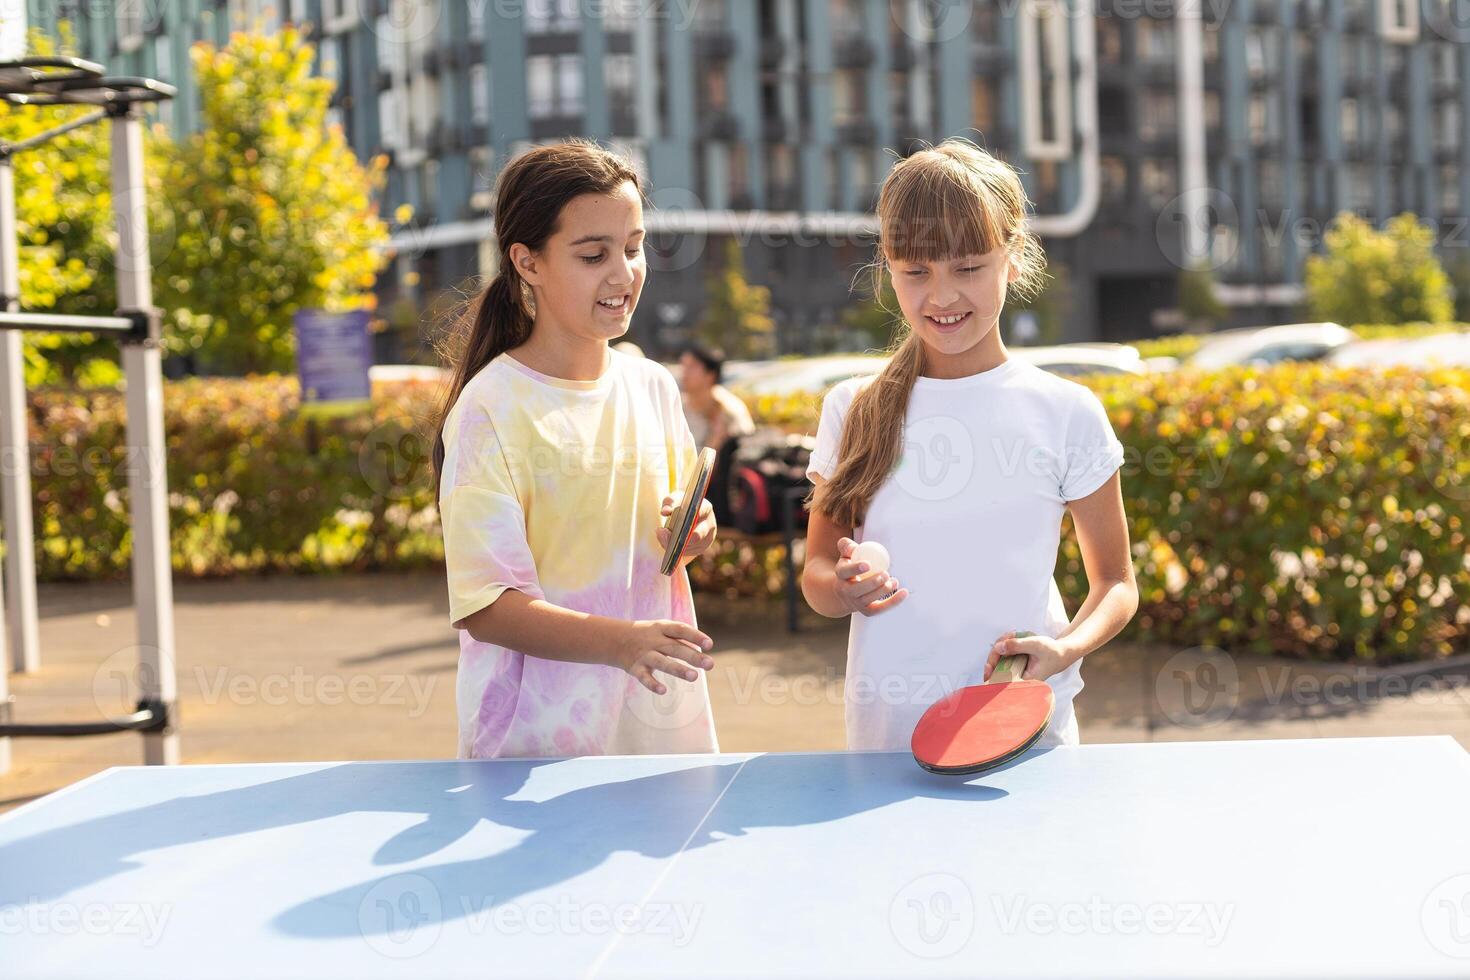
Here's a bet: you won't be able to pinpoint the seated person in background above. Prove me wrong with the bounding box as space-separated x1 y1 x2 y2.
679 344 755 452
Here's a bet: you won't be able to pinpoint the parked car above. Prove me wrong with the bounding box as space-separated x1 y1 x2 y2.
1010 343 1147 377
1327 330 1470 369
1187 322 1357 369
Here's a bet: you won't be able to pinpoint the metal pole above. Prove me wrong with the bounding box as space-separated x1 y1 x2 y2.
0 154 41 674
110 106 177 766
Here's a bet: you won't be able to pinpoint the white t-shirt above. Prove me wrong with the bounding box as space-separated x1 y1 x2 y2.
805 356 1125 751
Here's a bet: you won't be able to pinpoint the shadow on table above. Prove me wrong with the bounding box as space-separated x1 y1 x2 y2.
0 748 1049 938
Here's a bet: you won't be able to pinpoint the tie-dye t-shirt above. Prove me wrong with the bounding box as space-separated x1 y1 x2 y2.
439 347 719 759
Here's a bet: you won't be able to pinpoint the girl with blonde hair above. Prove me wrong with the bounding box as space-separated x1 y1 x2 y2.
802 139 1138 750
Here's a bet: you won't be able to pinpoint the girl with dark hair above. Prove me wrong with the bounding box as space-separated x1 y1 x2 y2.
802 139 1138 751
432 140 719 759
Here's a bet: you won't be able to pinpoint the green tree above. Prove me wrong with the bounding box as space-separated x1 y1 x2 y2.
1304 211 1453 325
151 23 390 374
696 239 774 358
1177 262 1226 330
1444 249 1470 322
2 25 128 386
1006 260 1067 344
842 273 902 350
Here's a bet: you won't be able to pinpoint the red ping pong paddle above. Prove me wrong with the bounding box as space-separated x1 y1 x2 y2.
659 447 718 576
911 633 1055 775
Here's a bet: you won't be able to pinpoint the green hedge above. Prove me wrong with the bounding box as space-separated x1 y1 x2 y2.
22 377 443 580
15 365 1470 663
698 362 1470 664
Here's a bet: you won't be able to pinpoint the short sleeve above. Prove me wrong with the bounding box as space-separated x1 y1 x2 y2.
440 402 544 629
1059 388 1126 502
806 380 858 482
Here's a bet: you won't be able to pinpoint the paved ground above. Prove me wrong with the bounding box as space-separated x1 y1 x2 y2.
3 571 1469 813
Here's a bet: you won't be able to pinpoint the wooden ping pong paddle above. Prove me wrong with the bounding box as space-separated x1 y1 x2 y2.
911 632 1055 775
659 446 718 576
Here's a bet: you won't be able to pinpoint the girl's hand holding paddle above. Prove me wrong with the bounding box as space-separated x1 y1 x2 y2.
656 491 717 561
615 619 716 696
833 537 908 617
983 630 1069 682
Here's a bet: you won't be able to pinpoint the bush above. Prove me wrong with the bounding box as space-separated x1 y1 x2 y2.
703 362 1470 664
25 377 442 580
20 365 1470 664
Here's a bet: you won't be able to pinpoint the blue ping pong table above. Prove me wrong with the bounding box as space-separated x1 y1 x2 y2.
3 736 1469 978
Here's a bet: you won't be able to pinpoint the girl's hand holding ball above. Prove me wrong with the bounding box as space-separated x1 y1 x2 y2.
833 537 907 617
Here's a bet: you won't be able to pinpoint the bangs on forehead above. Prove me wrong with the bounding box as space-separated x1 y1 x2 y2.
879 156 1014 264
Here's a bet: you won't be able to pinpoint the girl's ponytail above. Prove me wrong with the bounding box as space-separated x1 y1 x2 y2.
431 139 641 497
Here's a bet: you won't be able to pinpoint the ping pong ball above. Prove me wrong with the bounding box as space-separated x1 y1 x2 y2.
851 541 891 575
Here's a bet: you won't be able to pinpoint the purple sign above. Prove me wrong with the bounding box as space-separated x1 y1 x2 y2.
293 309 372 405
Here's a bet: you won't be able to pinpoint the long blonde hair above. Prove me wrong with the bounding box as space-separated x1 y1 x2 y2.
809 139 1047 529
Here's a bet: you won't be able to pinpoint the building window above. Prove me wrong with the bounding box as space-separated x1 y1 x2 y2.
1379 0 1418 42
606 54 636 122
605 0 637 30
288 0 310 24
1139 90 1176 142
557 55 584 115
153 33 173 82
1341 99 1359 145
1141 158 1176 210
323 0 360 33
527 0 580 34
1202 24 1220 63
1136 18 1174 63
1441 166 1460 212
319 36 341 82
376 16 403 74
1258 161 1284 207
704 65 730 111
409 73 440 146
1096 17 1122 64
972 78 994 132
118 0 144 52
379 89 404 149
833 69 863 125
1249 95 1268 146
423 158 440 220
470 63 490 126
470 146 494 211
528 54 583 118
1438 102 1460 150
1347 163 1372 209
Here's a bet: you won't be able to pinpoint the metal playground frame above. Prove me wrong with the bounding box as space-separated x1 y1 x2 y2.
0 57 178 774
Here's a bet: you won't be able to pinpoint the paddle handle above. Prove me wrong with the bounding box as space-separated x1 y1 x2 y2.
990 631 1037 683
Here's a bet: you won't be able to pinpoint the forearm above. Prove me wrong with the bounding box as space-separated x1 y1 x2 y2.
1054 577 1139 666
801 559 850 619
462 589 625 668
